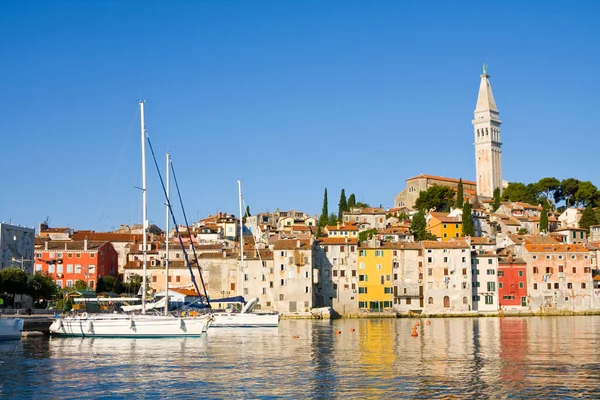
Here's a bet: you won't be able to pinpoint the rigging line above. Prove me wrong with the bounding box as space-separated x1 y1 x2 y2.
169 159 211 308
144 133 203 301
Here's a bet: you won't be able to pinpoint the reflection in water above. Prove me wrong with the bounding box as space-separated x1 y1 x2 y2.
1 317 600 398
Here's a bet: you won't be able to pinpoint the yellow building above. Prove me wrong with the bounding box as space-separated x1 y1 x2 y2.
427 212 462 241
357 244 393 311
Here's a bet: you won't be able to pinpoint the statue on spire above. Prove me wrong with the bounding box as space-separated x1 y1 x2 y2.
483 63 488 75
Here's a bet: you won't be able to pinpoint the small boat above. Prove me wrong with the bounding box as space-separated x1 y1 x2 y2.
211 297 279 328
49 101 213 338
0 317 23 340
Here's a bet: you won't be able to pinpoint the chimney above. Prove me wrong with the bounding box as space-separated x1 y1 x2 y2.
222 249 227 258
297 239 301 248
45 241 48 251
84 239 88 251
337 222 340 229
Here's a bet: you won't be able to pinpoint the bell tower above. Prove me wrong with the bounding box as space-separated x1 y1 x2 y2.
473 64 502 198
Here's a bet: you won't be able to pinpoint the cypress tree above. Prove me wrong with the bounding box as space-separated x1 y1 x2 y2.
579 205 598 232
462 201 474 237
348 193 356 209
338 189 348 222
318 188 329 227
540 206 549 233
493 188 501 211
455 178 464 208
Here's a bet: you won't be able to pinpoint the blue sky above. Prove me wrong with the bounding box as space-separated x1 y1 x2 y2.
1 1 599 232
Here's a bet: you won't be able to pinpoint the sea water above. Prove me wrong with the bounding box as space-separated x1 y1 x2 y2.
1 316 600 399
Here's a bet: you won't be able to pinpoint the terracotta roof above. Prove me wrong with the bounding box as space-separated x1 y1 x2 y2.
524 235 562 245
291 225 311 231
326 225 359 231
273 239 312 250
524 243 588 253
429 212 461 223
421 240 469 249
406 174 476 186
317 237 358 245
72 231 143 242
554 227 587 232
380 227 411 234
586 241 600 250
470 237 494 245
41 240 108 251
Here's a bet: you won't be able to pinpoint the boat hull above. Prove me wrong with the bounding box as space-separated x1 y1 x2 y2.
49 315 212 338
0 318 23 340
211 313 279 328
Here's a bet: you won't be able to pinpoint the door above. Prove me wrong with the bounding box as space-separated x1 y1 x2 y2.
443 296 450 308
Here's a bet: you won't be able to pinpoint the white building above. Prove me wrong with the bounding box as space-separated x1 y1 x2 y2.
0 223 35 273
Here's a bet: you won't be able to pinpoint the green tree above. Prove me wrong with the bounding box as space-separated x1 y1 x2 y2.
318 188 329 227
96 275 117 294
492 187 501 211
327 213 338 226
410 211 437 241
348 194 356 209
575 181 598 207
358 228 378 242
517 228 529 235
579 205 598 232
501 182 539 205
462 202 474 237
539 206 549 233
560 178 580 207
535 177 561 208
455 178 464 208
27 272 58 305
414 186 455 212
0 268 28 307
355 201 370 208
338 189 348 222
243 205 251 222
73 280 88 291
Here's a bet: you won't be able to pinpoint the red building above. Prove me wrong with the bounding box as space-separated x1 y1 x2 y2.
34 240 118 290
498 256 528 309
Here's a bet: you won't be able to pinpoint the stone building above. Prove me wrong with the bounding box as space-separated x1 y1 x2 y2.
393 175 476 210
0 223 35 273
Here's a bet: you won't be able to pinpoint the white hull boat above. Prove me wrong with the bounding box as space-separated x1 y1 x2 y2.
0 318 23 340
210 298 279 328
49 314 213 338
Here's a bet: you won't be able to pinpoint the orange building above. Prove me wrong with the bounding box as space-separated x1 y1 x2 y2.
34 240 119 290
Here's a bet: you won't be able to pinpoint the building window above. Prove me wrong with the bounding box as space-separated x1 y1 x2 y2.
533 267 539 274
358 287 367 294
567 283 573 289
428 297 433 304
581 283 587 289
518 270 523 277
427 257 433 263
547 283 551 289
359 275 367 282
519 282 524 289
444 268 449 276
487 282 496 292
554 283 559 289
487 269 495 275
533 283 538 290
443 257 449 263
384 287 393 294
279 294 284 301
485 295 493 305
152 276 157 282
498 270 504 277
499 282 503 289
406 298 412 305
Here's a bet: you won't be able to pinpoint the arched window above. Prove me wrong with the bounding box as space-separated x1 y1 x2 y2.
486 128 489 135
428 297 433 304
443 296 450 308
463 296 468 304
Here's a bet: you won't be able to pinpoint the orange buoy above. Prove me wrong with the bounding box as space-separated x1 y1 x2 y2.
334 329 342 334
349 328 356 332
292 335 299 339
411 328 418 337
426 320 431 325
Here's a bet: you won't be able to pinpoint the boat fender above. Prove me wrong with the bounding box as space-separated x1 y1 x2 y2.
86 320 94 333
179 318 186 330
129 318 135 330
81 312 88 318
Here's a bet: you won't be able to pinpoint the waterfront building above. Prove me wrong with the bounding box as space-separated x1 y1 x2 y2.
394 175 476 210
471 250 499 312
558 208 583 228
0 223 35 273
523 243 595 311
550 227 587 244
589 225 600 242
71 231 142 274
34 239 118 290
427 211 462 241
357 243 394 311
392 242 424 313
313 237 359 314
421 240 472 313
272 239 315 313
497 255 528 309
322 223 359 239
473 65 503 198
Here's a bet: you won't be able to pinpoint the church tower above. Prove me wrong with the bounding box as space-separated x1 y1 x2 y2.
473 64 502 198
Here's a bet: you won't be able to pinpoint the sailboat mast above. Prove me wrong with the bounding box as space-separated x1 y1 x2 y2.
238 180 244 301
164 153 170 316
140 101 147 314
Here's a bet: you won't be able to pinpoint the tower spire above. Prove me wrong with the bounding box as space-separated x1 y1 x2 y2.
473 65 502 198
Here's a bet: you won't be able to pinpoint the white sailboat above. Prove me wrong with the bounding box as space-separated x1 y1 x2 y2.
0 317 23 340
210 181 279 328
49 101 212 337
